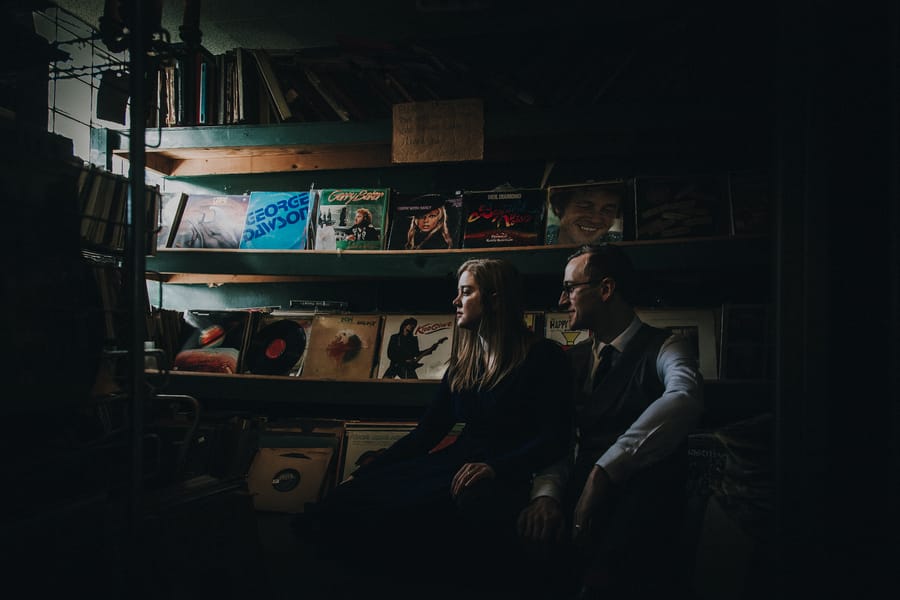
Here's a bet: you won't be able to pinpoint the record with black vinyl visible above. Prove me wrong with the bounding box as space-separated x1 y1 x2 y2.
245 319 307 375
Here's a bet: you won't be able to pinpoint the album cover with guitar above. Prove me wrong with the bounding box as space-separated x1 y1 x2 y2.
243 310 315 376
377 314 454 380
173 309 255 374
300 314 382 379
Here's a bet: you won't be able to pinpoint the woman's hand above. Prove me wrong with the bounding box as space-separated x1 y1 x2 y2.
450 462 495 498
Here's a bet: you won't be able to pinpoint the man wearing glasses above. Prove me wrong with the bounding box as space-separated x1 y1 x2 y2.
517 243 703 600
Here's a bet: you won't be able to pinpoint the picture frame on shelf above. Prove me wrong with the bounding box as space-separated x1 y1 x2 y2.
633 175 729 241
635 307 720 380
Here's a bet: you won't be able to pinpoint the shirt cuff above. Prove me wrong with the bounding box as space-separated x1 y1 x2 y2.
530 477 563 502
595 445 628 483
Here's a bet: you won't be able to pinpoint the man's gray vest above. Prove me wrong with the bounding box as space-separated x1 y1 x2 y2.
569 324 671 458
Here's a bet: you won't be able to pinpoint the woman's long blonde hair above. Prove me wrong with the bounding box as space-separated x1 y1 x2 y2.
447 258 533 392
405 206 453 249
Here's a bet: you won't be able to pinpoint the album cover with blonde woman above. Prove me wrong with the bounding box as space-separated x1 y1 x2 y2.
385 191 464 250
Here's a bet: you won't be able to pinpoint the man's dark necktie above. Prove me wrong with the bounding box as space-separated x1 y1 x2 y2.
592 344 619 389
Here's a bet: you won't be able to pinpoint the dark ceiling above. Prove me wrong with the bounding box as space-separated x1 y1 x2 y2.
51 0 776 116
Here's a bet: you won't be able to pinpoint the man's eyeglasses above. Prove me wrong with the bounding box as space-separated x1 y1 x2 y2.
561 280 603 296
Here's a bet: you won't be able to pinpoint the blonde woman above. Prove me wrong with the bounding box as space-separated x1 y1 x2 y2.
301 258 575 598
406 204 453 249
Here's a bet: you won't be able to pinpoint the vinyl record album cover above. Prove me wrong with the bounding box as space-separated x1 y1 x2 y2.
312 188 389 250
377 314 454 380
239 191 313 250
338 422 416 482
156 191 187 249
170 193 251 249
173 309 254 374
244 310 315 376
633 175 729 240
246 447 334 513
545 180 632 245
385 191 464 250
460 188 545 247
300 314 382 379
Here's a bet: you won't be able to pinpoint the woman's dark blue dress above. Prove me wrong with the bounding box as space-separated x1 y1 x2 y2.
305 338 574 581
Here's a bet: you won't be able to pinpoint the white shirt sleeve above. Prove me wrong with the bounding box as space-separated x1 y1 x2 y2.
529 443 575 501
595 333 704 483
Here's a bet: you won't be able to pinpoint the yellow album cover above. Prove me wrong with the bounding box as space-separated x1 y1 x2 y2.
299 314 382 379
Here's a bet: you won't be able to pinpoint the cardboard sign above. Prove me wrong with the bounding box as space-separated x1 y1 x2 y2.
392 99 484 163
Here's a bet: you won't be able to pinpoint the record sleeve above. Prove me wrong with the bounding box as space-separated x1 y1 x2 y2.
170 193 251 249
338 422 416 482
239 190 313 250
156 191 187 249
173 309 254 374
312 188 389 250
523 311 542 333
545 180 632 245
633 175 729 240
246 447 334 513
299 314 382 379
243 313 311 376
385 191 464 250
460 187 545 248
377 314 454 380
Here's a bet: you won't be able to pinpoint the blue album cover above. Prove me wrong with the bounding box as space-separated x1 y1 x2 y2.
240 191 312 250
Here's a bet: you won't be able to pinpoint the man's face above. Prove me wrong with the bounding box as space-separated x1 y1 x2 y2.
402 323 414 335
354 211 366 225
560 253 604 332
557 190 621 245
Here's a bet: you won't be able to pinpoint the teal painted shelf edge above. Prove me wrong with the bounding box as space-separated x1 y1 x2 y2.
146 236 771 279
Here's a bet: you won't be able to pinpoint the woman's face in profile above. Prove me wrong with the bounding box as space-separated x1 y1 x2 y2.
416 208 443 232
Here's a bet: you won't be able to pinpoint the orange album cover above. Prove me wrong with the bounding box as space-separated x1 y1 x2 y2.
173 309 255 374
299 314 382 379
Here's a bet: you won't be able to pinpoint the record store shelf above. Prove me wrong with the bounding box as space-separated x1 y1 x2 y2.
146 236 770 284
152 372 773 422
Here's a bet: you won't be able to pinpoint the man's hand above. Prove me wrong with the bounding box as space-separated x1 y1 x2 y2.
450 462 495 498
572 465 611 546
517 496 566 544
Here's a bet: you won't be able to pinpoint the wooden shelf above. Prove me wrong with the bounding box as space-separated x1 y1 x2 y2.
146 236 770 283
156 371 438 408
153 371 772 421
104 104 762 176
